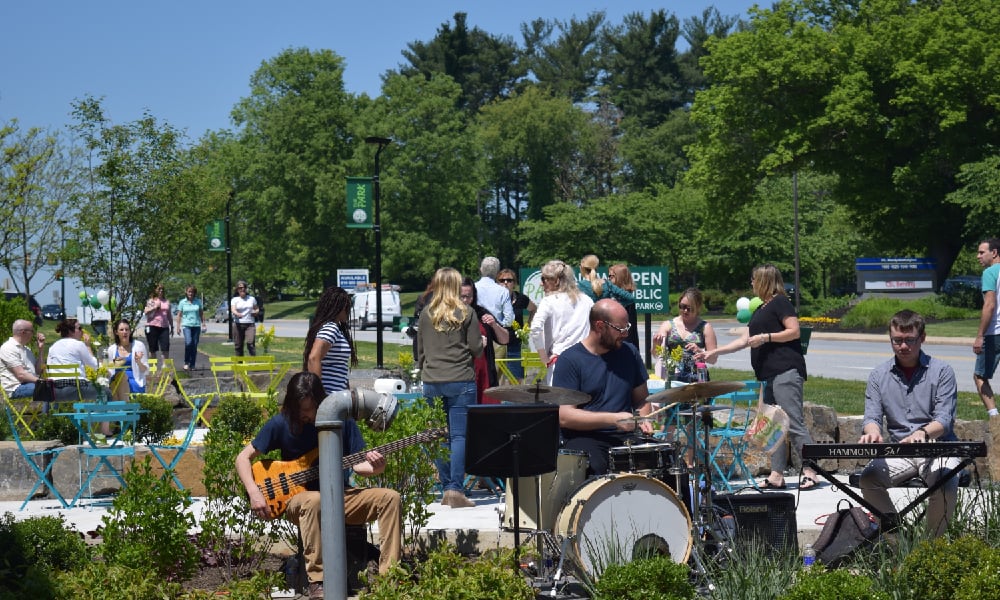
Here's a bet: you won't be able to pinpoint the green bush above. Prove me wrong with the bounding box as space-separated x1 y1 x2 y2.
359 545 533 600
591 555 696 600
777 568 888 600
51 563 184 599
212 392 272 439
132 393 174 443
899 535 994 600
954 549 1000 600
0 296 36 341
99 457 200 581
32 413 77 445
0 512 90 594
840 296 975 330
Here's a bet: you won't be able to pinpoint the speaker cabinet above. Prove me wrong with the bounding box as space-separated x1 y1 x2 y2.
714 492 798 555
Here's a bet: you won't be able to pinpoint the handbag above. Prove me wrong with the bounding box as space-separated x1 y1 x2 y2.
32 378 56 405
743 385 789 455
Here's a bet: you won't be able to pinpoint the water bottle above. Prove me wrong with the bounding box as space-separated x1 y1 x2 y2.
695 362 708 382
802 543 816 569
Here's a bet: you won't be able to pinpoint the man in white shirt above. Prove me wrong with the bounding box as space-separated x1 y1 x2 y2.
474 256 514 327
0 319 45 398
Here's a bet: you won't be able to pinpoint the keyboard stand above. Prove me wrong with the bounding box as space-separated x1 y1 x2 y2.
804 456 976 526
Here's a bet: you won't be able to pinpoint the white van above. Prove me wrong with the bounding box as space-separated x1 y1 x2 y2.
350 287 401 330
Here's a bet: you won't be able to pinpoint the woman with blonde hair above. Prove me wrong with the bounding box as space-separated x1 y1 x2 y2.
698 264 818 490
417 267 484 508
653 287 718 382
608 263 640 350
530 260 594 384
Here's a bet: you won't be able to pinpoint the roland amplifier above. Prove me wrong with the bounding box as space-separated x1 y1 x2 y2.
714 492 797 555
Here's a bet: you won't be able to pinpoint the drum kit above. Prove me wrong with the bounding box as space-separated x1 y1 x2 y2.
483 380 746 593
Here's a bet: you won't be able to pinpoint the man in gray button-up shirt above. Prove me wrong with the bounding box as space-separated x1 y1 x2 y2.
858 309 959 537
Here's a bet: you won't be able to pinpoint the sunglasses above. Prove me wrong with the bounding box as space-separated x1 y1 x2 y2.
498 278 514 283
678 303 693 311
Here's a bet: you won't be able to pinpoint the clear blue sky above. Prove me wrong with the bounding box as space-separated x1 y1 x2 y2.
1 0 759 140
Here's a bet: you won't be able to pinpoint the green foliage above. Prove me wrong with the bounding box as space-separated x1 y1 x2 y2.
359 545 533 600
0 296 35 341
99 456 200 581
777 568 888 600
360 398 448 547
590 555 696 600
31 413 77 445
840 296 975 330
899 536 995 600
132 392 174 444
939 285 982 310
51 562 183 599
180 571 284 600
0 512 89 596
954 550 1000 600
212 392 272 439
705 537 799 600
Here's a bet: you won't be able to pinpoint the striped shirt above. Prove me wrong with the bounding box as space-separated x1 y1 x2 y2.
317 322 351 393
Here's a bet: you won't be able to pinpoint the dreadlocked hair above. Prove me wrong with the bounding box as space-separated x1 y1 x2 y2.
303 286 358 369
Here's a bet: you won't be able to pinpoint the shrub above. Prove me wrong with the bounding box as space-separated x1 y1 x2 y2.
777 568 888 600
99 457 200 581
51 563 184 599
954 548 1000 600
706 537 798 600
132 393 174 443
0 511 89 595
32 413 77 445
590 555 696 600
899 535 994 600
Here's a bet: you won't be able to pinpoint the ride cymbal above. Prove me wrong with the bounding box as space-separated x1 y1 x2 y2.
645 381 746 405
483 384 591 406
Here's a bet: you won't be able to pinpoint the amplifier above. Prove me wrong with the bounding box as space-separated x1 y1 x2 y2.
714 492 798 555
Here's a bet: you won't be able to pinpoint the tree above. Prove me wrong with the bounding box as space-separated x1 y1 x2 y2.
520 12 606 104
689 0 1000 282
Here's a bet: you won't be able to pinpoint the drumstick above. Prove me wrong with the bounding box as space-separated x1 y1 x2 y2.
616 402 679 424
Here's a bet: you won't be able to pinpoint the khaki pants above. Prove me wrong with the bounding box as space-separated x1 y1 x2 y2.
285 487 402 583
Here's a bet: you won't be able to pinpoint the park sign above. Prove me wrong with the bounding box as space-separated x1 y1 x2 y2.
205 219 225 252
518 266 669 313
345 177 373 229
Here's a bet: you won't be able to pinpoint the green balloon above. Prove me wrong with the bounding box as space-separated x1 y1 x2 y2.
90 295 101 309
749 297 763 312
79 290 88 300
736 308 752 324
108 297 117 311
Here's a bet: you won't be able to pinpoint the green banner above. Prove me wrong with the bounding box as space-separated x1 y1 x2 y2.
206 220 225 252
346 177 373 229
519 265 669 313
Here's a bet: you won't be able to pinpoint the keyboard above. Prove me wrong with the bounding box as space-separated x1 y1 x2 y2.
802 440 987 460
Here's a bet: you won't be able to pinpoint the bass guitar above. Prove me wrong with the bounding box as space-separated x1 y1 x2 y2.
252 427 446 519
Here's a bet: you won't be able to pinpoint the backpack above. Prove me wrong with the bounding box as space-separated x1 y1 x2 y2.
812 499 879 568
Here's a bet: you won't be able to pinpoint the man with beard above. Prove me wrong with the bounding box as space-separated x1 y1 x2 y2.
553 299 653 476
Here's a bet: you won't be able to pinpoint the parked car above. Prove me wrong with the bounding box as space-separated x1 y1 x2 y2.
213 300 229 323
41 304 65 320
4 292 43 325
941 275 980 295
350 287 402 330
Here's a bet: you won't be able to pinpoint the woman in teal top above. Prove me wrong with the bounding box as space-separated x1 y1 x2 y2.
175 285 205 371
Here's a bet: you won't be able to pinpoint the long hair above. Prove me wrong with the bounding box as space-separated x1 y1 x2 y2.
609 263 635 292
751 264 785 301
282 371 326 435
112 319 132 346
427 267 469 332
542 260 581 304
303 286 358 369
580 254 603 296
461 277 488 320
55 319 78 337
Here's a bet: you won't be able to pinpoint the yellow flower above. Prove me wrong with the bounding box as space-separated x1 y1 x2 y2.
511 320 531 345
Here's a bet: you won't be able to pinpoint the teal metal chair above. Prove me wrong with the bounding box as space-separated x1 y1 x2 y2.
707 381 763 492
4 405 69 509
148 397 205 490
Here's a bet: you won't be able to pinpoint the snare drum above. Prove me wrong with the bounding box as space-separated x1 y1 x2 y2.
505 449 589 531
608 442 675 475
556 473 692 578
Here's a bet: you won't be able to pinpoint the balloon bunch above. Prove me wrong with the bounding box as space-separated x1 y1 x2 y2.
735 295 764 324
78 289 116 311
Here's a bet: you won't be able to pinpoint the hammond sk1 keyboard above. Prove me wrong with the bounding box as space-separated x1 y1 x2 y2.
802 440 987 461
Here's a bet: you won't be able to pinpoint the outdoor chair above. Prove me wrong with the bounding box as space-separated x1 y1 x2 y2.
148 396 205 489
707 381 763 492
71 401 143 504
173 373 216 428
4 404 70 509
2 383 38 438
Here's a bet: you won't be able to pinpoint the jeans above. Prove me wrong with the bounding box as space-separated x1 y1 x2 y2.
9 383 34 399
423 380 477 492
182 326 202 368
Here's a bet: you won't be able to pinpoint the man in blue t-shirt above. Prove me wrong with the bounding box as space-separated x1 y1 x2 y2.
236 372 401 599
554 299 653 476
974 238 1000 416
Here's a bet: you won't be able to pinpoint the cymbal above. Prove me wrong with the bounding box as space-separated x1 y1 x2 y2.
646 381 746 405
677 405 731 418
483 384 591 406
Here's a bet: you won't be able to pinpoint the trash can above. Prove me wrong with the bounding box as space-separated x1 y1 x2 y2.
799 326 812 355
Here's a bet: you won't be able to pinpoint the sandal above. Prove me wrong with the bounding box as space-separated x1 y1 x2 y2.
761 479 787 490
799 476 820 491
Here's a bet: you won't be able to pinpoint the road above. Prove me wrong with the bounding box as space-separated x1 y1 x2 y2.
251 319 982 393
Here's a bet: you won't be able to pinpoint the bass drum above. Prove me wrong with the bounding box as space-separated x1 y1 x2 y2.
555 473 692 578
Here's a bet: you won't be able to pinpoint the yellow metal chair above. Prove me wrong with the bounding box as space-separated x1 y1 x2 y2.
520 351 545 385
174 372 216 428
145 359 176 398
1 384 38 438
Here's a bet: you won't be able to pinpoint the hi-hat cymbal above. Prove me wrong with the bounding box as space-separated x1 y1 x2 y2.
676 405 731 418
484 384 591 406
645 381 746 405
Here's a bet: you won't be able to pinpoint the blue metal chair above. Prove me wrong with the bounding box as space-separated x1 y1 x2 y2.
148 397 205 489
4 405 69 509
707 381 763 492
71 402 142 505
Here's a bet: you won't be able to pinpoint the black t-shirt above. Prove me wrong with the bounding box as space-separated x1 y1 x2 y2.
748 294 806 381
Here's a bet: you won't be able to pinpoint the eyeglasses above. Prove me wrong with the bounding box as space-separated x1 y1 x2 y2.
602 320 631 334
678 303 693 311
498 278 514 283
14 328 33 334
237 286 246 290
459 294 473 300
890 336 920 346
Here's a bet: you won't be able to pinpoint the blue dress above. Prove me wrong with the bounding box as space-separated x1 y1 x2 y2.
112 345 146 393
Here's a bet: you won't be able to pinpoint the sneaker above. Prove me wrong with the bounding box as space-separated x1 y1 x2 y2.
308 581 324 599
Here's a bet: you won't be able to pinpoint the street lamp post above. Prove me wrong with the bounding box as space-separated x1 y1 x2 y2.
57 220 66 317
365 136 391 369
226 190 234 343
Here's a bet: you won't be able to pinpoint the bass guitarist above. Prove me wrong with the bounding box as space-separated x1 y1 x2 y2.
236 372 401 599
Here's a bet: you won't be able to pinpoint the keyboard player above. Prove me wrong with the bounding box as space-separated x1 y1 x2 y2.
858 309 959 537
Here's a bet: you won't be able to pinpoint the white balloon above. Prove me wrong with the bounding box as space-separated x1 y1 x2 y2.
97 289 110 305
735 296 750 311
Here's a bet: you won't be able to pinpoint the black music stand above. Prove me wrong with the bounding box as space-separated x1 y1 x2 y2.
466 404 559 571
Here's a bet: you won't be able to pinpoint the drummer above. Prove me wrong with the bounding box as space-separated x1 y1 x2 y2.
554 299 653 476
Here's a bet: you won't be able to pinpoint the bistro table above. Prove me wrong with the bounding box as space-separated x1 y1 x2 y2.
55 401 146 506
